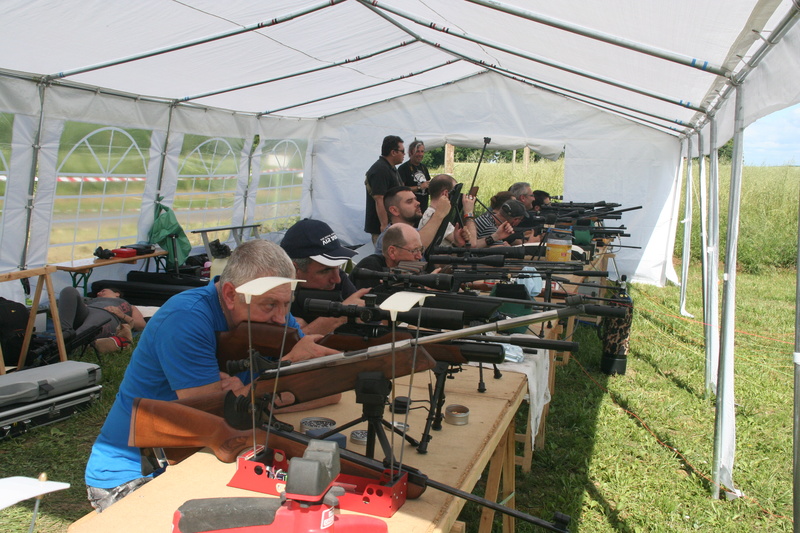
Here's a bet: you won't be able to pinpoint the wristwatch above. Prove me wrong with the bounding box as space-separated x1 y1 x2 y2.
485 236 496 246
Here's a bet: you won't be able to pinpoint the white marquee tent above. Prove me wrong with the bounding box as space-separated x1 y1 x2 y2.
1 0 799 507
1 0 797 292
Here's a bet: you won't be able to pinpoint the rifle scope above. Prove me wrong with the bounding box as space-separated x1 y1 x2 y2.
427 254 506 267
303 299 465 330
350 268 455 291
431 246 526 259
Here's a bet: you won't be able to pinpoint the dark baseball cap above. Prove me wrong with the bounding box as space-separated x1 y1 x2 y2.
500 199 528 219
280 219 356 267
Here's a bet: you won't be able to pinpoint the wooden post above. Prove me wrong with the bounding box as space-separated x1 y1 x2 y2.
0 266 66 374
445 143 455 174
523 146 530 171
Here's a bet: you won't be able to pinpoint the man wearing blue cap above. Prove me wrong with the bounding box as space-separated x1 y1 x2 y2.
280 219 369 335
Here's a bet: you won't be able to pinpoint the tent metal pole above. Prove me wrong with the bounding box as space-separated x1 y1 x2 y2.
360 0 706 113
794 173 800 532
679 136 694 317
701 5 800 121
154 103 177 196
180 41 416 103
447 50 689 131
362 0 688 131
466 0 729 77
19 82 48 270
696 128 712 395
43 0 345 82
712 84 745 500
706 117 720 396
259 59 461 115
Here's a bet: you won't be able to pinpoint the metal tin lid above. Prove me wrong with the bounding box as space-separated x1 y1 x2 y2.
392 421 410 433
350 429 368 445
444 404 470 425
300 417 336 434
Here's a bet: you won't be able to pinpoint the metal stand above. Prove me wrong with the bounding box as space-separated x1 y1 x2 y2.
417 361 462 454
317 371 419 461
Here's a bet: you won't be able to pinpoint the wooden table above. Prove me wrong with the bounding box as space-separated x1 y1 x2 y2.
56 250 167 295
190 224 262 258
69 366 527 533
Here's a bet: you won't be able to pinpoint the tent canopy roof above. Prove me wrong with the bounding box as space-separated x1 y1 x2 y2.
3 0 797 138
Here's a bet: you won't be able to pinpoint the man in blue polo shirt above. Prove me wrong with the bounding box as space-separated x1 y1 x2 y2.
84 240 338 512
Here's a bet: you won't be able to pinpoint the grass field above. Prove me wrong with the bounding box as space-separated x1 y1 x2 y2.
0 160 797 532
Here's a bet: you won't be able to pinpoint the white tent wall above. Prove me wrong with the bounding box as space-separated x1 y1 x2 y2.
564 136 682 286
309 72 680 284
20 84 172 293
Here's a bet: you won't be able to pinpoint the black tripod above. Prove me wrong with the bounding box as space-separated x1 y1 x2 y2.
316 371 419 461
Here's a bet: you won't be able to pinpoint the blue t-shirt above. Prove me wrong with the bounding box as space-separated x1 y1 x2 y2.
85 278 303 489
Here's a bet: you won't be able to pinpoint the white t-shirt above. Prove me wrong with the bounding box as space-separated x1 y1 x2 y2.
419 207 455 247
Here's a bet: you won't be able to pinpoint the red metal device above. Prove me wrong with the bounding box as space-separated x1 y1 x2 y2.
228 446 408 518
173 441 389 533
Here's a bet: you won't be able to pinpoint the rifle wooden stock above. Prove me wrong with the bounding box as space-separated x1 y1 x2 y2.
180 342 436 416
129 398 426 499
216 323 302 369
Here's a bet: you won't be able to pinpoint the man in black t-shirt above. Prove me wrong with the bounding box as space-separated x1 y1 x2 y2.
398 140 431 212
364 135 405 243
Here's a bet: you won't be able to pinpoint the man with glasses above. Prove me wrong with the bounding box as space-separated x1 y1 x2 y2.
364 135 405 244
508 182 534 211
351 224 424 289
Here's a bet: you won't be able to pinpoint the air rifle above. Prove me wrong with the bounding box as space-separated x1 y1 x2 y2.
200 328 436 417
349 268 455 291
432 246 526 259
129 398 573 531
302 298 464 329
195 299 623 416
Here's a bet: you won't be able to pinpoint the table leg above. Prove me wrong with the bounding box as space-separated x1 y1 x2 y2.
502 423 516 533
479 421 517 533
68 270 92 296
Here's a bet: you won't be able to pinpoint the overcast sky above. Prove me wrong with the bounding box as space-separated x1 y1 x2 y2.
744 103 799 166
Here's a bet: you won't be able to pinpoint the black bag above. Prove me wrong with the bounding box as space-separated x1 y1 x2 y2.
0 297 30 367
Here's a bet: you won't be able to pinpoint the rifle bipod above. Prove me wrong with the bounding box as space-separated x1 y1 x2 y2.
314 371 419 461
416 361 461 454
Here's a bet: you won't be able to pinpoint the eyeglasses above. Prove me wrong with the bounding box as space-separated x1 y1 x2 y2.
395 245 424 256
394 148 405 154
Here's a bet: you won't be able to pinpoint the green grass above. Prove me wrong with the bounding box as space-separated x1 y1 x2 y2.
1 160 797 532
458 264 794 532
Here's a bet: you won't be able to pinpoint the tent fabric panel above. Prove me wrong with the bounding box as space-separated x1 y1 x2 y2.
563 134 681 286
137 129 170 242
0 114 36 274
0 75 42 116
25 118 65 269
